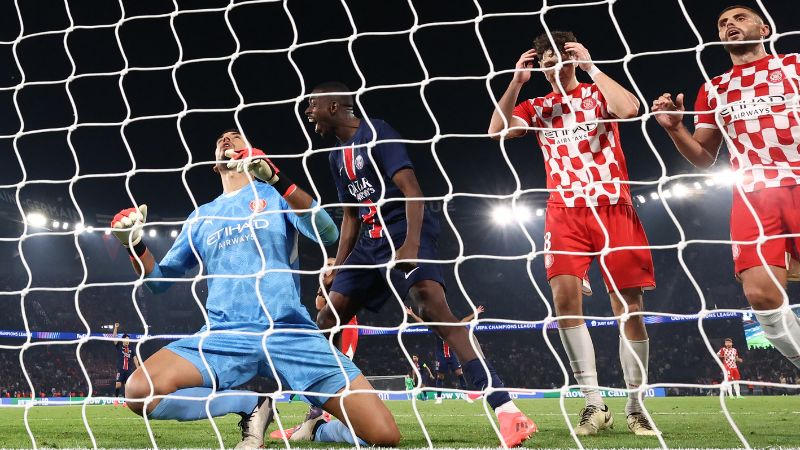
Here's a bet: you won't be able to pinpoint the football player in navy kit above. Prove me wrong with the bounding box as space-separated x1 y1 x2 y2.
302 81 537 447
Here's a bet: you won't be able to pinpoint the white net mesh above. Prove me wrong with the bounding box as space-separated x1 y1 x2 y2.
2 0 800 448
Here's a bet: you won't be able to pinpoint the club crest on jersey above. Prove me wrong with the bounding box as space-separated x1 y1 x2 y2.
355 154 365 170
544 253 554 269
731 243 741 260
767 69 784 83
249 199 267 213
581 97 596 110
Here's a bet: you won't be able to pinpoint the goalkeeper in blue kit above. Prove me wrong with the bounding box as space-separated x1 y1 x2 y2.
110 130 400 448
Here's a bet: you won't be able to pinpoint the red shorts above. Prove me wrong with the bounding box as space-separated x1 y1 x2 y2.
730 185 800 275
726 367 741 381
544 204 655 292
341 316 359 360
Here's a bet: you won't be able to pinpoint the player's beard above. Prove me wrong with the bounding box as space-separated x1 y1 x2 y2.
723 30 763 56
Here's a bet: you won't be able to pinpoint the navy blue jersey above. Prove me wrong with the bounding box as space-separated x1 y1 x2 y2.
115 342 136 371
329 119 414 239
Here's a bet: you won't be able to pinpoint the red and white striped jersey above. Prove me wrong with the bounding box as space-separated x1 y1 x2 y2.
694 54 800 192
513 82 632 208
718 347 739 369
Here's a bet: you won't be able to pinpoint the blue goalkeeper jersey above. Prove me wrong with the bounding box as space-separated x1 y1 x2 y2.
145 182 338 332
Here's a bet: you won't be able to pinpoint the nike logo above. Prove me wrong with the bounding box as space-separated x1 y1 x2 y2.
404 266 420 279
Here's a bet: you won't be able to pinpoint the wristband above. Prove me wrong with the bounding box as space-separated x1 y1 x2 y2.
127 241 148 259
272 174 297 198
587 65 601 80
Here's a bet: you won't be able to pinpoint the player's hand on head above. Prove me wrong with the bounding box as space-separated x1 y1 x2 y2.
225 147 280 184
513 49 537 85
564 42 593 72
111 204 147 247
651 92 685 130
394 243 419 273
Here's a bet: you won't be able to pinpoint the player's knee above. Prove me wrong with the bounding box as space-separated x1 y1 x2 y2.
363 419 401 447
743 285 782 310
124 371 155 415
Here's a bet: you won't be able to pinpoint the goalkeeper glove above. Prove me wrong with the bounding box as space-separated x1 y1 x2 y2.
225 148 296 197
111 205 148 258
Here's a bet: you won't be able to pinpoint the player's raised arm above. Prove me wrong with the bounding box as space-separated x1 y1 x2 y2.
111 322 120 345
110 205 200 294
460 305 485 323
225 147 339 246
405 306 424 324
564 42 639 119
488 49 537 140
652 92 723 168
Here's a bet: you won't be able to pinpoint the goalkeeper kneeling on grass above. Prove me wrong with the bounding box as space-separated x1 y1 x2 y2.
110 129 400 448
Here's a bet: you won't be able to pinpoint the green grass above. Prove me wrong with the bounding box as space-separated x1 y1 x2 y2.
0 396 798 448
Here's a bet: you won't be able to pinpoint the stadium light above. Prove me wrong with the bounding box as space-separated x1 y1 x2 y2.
704 178 715 187
148 229 157 237
26 212 47 227
693 181 702 190
649 192 659 200
170 230 178 238
52 220 60 228
535 208 544 217
61 222 69 230
636 195 646 204
713 169 741 186
86 226 94 233
672 183 688 198
104 229 112 236
515 205 532 222
74 223 85 233
491 206 513 225
662 189 673 199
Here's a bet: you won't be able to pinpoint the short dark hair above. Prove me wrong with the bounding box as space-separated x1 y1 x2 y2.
311 81 354 107
718 5 765 23
724 337 733 342
122 333 130 339
533 31 577 58
217 128 241 141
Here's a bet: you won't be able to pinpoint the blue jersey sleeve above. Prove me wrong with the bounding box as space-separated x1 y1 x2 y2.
280 198 339 246
373 122 414 179
144 212 201 294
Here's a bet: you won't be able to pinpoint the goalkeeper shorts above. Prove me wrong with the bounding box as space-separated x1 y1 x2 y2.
166 330 361 407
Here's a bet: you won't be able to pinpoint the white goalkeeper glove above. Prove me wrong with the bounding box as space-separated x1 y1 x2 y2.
111 204 148 247
225 148 278 184
225 148 296 197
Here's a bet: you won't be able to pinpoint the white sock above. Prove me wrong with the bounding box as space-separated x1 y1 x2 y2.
727 384 733 397
559 324 603 408
753 308 800 368
733 383 741 397
494 401 521 417
619 338 648 415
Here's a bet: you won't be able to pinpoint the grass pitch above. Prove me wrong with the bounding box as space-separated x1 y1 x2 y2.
0 396 797 449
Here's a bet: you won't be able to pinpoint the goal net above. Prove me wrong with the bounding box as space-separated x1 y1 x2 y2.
2 0 799 449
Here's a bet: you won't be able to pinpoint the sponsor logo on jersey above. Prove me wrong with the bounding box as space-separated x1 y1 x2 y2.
768 69 784 83
731 243 741 260
207 219 270 249
544 253 554 269
541 123 598 145
249 199 267 213
581 97 596 110
348 177 376 201
355 154 365 170
719 94 786 122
